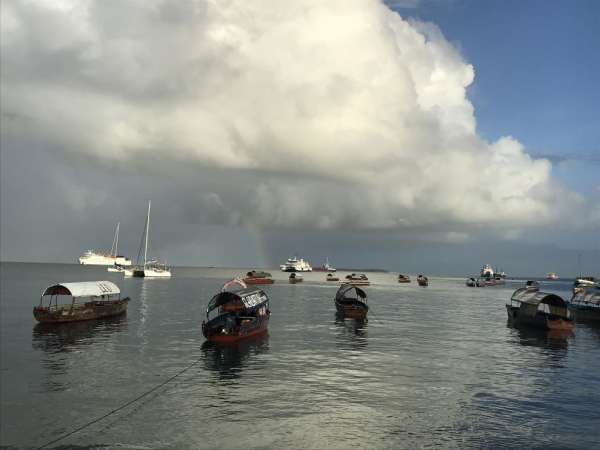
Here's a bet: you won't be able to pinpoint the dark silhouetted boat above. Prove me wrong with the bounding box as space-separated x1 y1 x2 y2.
466 277 476 287
417 275 428 286
335 284 368 319
289 272 303 284
33 281 129 323
506 287 574 331
202 279 270 343
326 273 340 282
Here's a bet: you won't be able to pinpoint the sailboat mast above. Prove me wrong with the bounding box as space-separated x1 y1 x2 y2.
144 201 151 268
115 222 120 257
110 222 119 256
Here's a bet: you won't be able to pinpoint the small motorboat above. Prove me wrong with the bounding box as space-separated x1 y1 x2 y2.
326 273 340 282
202 279 270 343
335 284 368 319
243 270 274 285
397 274 411 283
466 277 476 287
525 280 540 291
33 281 130 323
506 288 574 331
416 275 428 286
343 273 370 286
568 287 600 321
289 272 303 284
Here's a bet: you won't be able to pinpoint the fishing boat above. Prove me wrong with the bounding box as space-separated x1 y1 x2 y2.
326 273 340 282
289 272 303 284
335 284 368 319
506 287 574 331
567 287 600 321
343 273 370 286
280 256 312 272
397 274 411 283
132 201 172 278
79 222 132 266
546 272 559 280
243 270 274 285
202 279 270 343
33 281 129 323
417 274 428 286
314 257 337 272
466 277 476 287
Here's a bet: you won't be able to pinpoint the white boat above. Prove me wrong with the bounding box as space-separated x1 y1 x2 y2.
314 257 336 272
132 201 172 278
480 264 494 278
546 272 559 280
79 223 132 266
107 265 125 273
280 256 312 272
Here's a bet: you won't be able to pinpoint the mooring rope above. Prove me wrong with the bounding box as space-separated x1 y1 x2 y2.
36 355 203 449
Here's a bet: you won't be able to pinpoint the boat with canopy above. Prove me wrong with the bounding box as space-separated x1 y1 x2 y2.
33 281 130 323
202 279 270 343
243 270 274 285
506 287 574 331
568 287 600 321
335 284 368 319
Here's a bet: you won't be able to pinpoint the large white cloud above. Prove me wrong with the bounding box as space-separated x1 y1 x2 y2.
0 0 590 235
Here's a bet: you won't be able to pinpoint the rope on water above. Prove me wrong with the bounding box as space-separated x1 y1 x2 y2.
36 354 203 449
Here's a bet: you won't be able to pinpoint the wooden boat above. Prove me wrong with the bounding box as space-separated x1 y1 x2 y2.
397 274 411 283
335 284 368 319
289 272 303 284
243 270 274 285
202 279 270 343
506 287 574 331
568 288 600 321
466 277 476 287
525 280 540 290
326 273 340 282
343 273 370 286
33 281 129 323
416 275 428 286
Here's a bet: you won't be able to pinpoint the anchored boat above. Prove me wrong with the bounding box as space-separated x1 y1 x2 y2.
417 274 428 286
289 272 303 284
202 279 270 343
243 270 274 285
506 288 574 331
398 274 411 283
568 287 600 321
33 281 129 323
326 273 340 282
335 284 368 319
132 201 172 278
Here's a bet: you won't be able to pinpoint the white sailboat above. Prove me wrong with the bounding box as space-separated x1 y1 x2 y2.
132 201 172 278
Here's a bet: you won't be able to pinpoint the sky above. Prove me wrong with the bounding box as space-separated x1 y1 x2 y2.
1 0 598 276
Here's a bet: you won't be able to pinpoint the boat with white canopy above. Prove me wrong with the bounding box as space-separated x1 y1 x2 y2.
33 281 130 323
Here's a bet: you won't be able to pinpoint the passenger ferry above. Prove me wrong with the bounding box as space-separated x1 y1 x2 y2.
280 256 312 272
79 222 132 266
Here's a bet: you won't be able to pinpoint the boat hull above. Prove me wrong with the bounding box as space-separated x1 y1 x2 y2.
289 278 303 284
417 279 428 286
398 279 410 283
202 315 269 343
132 269 171 278
335 300 368 319
243 277 274 285
33 299 129 323
506 305 574 331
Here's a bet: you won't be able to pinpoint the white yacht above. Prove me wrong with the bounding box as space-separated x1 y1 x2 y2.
79 223 132 266
280 256 312 272
132 201 172 278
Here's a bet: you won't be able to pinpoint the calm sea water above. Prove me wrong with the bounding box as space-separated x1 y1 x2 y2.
1 262 599 449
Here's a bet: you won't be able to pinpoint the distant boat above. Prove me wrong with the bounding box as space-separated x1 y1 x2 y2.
132 201 172 278
79 222 132 266
289 272 303 284
280 256 312 272
107 264 125 273
417 274 428 287
398 274 411 283
546 272 559 280
335 284 368 319
326 273 340 282
466 277 476 287
314 257 336 272
343 273 370 286
244 270 274 285
33 281 129 323
480 264 494 279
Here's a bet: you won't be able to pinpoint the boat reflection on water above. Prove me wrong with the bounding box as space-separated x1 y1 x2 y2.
334 314 368 350
32 315 128 354
201 333 269 381
508 323 571 353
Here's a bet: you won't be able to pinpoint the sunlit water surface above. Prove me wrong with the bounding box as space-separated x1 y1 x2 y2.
1 263 599 449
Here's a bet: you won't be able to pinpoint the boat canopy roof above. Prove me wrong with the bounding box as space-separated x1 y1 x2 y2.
571 288 600 306
42 281 120 298
207 288 269 313
511 288 566 308
336 284 367 301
